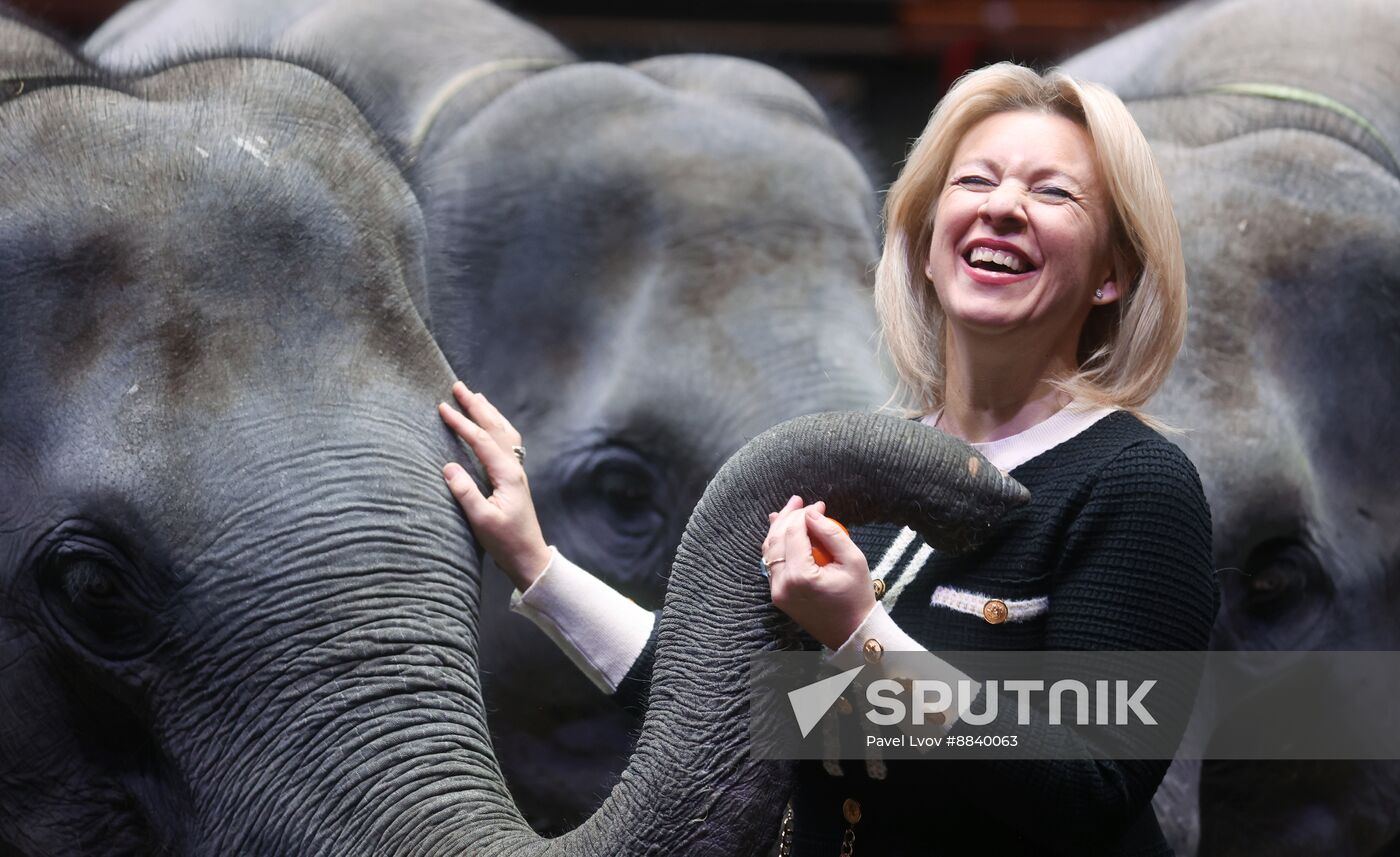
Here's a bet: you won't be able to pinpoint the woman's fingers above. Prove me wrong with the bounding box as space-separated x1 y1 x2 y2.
763 495 806 561
438 401 489 453
453 382 523 452
439 401 519 490
780 503 817 578
437 389 551 590
784 509 817 568
806 506 862 566
442 461 490 518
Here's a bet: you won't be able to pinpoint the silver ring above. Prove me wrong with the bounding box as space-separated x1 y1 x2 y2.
512 445 526 465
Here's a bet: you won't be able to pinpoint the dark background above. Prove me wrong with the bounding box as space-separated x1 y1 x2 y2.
13 0 1178 184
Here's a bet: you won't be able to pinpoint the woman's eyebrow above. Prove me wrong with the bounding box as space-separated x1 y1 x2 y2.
1025 170 1092 192
950 158 998 174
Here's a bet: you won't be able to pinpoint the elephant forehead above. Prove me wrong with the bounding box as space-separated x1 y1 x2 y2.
1206 142 1396 465
1 82 441 411
497 236 884 444
1154 134 1400 588
1161 133 1397 405
428 63 878 261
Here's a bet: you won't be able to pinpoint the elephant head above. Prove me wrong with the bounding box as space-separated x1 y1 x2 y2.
1066 1 1400 853
0 35 476 853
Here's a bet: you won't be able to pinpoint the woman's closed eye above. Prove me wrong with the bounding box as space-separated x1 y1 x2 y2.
953 175 995 189
1033 185 1074 200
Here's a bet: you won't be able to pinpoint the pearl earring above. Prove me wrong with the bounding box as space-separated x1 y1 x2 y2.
1094 288 1104 300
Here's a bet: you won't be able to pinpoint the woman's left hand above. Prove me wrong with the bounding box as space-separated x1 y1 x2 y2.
763 497 876 650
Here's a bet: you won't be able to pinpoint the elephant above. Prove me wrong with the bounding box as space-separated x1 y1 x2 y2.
0 15 475 853
87 0 890 830
1063 0 1400 854
2 13 1032 855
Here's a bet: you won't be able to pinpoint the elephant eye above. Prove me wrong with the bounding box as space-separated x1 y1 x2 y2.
64 561 116 602
1240 538 1320 617
594 460 663 535
41 545 159 660
1218 535 1332 650
559 443 673 594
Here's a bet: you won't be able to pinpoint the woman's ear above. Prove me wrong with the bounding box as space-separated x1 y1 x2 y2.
1094 274 1121 305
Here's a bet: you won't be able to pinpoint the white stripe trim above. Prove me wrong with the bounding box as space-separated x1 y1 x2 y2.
882 541 932 612
871 526 917 581
930 585 1048 623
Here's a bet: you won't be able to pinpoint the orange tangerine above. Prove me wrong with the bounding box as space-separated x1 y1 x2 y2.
811 517 849 566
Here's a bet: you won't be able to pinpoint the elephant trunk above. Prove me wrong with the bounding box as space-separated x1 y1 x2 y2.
438 412 1028 856
167 592 508 856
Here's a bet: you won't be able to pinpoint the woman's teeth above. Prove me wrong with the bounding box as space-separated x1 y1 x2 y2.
967 246 1029 273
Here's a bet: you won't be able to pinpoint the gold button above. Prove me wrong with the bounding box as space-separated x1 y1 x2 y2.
842 798 862 825
835 695 854 716
872 578 887 600
862 638 884 664
983 599 1008 624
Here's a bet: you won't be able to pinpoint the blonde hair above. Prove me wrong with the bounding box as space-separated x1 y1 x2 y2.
875 62 1186 430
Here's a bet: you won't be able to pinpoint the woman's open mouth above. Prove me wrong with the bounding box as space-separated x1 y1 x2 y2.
960 243 1037 285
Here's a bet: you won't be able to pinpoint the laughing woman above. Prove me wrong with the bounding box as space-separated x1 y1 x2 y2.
439 62 1217 856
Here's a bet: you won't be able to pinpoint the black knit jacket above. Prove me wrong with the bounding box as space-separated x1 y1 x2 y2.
613 410 1219 856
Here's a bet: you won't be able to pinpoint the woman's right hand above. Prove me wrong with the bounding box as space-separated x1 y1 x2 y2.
439 381 552 592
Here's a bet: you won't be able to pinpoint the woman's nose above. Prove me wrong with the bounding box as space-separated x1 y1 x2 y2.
979 183 1027 227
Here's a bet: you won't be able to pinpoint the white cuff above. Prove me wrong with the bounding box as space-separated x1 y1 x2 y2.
827 604 924 669
826 604 983 742
509 547 655 694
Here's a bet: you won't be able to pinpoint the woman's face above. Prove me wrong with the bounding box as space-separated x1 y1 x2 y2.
924 110 1119 350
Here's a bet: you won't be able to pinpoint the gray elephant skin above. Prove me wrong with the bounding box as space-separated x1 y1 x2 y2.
0 13 480 854
88 0 890 830
1064 1 1400 854
1 13 1029 854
